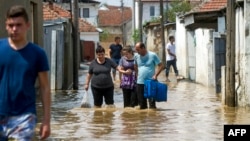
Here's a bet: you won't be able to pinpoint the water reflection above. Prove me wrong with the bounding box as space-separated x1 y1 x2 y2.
120 110 139 135
220 106 250 124
89 110 115 138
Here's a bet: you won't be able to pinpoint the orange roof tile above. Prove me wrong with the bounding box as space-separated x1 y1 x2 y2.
98 5 132 26
79 18 98 32
43 5 60 20
43 2 97 32
43 2 71 20
198 0 227 12
138 0 201 2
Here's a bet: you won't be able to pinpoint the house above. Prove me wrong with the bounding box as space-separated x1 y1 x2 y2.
176 0 227 96
43 1 99 90
98 5 132 53
78 18 100 62
43 2 73 90
134 0 202 29
51 0 101 61
179 0 250 107
78 0 100 26
56 0 101 26
176 0 227 88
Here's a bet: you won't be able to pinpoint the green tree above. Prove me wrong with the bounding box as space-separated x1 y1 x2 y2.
99 29 110 41
165 1 192 22
132 29 140 43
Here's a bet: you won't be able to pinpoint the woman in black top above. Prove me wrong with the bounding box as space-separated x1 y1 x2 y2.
84 46 119 108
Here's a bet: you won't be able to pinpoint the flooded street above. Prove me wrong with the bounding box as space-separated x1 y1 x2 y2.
35 70 250 141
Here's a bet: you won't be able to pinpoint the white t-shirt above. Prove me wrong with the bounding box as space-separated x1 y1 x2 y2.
165 42 176 61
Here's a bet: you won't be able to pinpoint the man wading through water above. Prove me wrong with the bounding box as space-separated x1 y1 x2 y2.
134 42 163 109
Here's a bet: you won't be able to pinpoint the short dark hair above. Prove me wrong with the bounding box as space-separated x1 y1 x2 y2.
169 36 174 41
137 42 146 49
6 5 29 22
96 45 105 53
115 36 120 41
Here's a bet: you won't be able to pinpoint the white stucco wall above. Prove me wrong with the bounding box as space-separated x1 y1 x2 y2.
79 3 99 25
195 29 214 87
124 20 133 46
186 31 196 81
101 26 121 34
244 0 250 106
135 2 168 29
80 32 99 42
235 4 250 106
60 3 99 26
146 28 157 52
142 3 161 23
176 16 216 87
176 16 188 78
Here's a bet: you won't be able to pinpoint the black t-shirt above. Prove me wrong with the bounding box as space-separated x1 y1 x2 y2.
89 58 118 88
109 44 123 59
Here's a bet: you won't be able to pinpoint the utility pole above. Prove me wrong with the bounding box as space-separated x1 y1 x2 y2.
72 0 79 89
160 0 166 66
132 0 135 45
121 0 125 46
138 0 143 42
225 0 236 106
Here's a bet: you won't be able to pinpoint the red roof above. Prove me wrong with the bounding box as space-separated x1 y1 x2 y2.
98 5 132 26
198 0 227 12
43 2 71 20
138 0 226 13
43 2 97 32
138 0 201 2
79 18 97 32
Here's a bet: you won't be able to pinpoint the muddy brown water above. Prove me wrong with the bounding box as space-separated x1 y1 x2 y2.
34 70 250 141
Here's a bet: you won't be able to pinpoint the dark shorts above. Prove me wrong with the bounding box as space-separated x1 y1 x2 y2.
0 113 36 141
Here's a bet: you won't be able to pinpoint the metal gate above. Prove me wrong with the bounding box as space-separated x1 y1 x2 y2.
214 37 226 93
81 41 95 62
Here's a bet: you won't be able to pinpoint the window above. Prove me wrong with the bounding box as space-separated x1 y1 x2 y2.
150 6 155 17
83 8 89 18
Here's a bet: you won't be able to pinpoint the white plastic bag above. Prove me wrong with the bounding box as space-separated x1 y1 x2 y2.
80 90 91 108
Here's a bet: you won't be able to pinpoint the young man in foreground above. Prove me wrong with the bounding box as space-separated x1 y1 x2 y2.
0 5 51 140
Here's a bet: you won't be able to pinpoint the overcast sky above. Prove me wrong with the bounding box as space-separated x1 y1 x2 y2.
95 0 133 7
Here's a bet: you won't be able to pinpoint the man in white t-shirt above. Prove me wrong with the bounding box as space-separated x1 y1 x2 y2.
165 36 179 82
